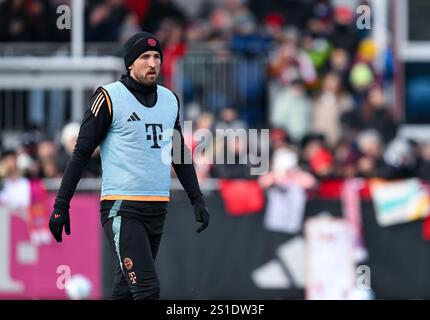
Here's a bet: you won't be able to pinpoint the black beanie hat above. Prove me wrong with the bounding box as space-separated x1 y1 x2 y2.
123 32 163 69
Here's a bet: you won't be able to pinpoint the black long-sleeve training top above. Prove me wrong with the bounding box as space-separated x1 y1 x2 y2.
54 74 204 213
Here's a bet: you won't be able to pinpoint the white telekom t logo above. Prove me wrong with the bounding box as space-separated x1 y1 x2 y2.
0 207 24 292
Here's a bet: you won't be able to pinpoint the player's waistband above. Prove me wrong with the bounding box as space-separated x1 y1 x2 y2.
100 195 170 201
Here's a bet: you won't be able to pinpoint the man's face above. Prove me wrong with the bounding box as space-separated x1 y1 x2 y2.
129 50 161 86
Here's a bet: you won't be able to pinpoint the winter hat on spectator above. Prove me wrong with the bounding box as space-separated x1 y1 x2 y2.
123 32 163 69
264 13 285 29
358 38 377 63
310 147 334 174
350 62 374 89
334 6 354 25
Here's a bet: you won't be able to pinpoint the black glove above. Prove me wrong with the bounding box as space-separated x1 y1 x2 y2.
49 208 71 242
193 200 210 233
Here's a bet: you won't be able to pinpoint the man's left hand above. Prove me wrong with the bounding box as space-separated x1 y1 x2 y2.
193 201 210 233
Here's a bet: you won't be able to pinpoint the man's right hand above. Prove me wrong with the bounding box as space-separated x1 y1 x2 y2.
193 200 210 233
49 208 71 242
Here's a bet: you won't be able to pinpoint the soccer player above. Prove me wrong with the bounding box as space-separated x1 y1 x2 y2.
49 32 210 300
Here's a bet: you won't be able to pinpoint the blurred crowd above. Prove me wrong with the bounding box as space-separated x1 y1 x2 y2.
1 0 430 187
0 123 101 182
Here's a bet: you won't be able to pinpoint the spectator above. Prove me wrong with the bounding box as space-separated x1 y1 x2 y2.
309 147 335 179
86 0 139 42
183 111 214 153
0 0 69 42
301 134 335 179
215 107 248 131
268 127 290 153
16 146 38 179
37 139 60 178
212 131 252 179
361 86 397 143
355 129 384 178
357 38 378 65
124 0 150 23
262 13 285 42
0 150 31 211
259 144 316 189
334 138 360 178
26 0 57 41
349 61 375 106
330 5 359 57
224 0 257 36
141 0 187 34
17 131 44 178
184 112 215 181
307 0 333 37
207 6 235 41
327 47 352 91
341 85 397 144
0 0 31 41
118 9 142 43
270 79 312 144
56 123 101 177
311 71 353 147
156 18 187 89
269 32 317 88
379 138 418 180
248 0 312 29
417 143 430 181
301 31 332 74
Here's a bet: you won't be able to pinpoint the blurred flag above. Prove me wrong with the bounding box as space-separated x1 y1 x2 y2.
370 178 430 227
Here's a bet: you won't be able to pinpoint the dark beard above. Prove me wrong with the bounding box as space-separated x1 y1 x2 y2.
121 74 157 94
141 77 157 86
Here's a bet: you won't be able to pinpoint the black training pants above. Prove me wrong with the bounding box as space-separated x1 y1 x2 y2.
101 200 167 300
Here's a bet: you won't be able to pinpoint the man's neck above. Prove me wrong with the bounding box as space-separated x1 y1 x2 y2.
120 73 158 107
